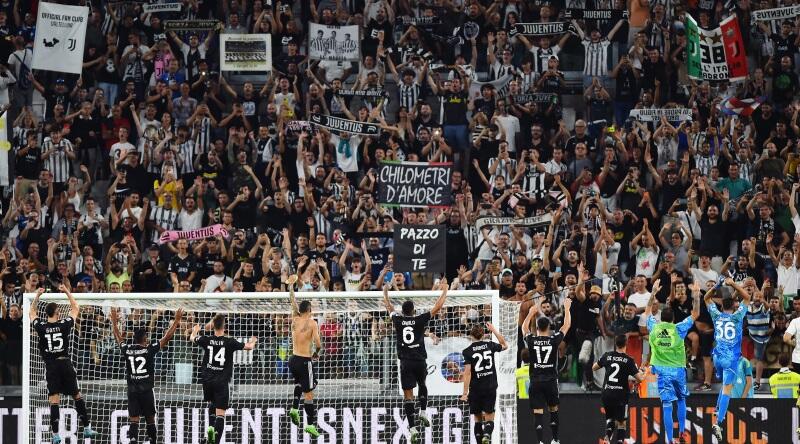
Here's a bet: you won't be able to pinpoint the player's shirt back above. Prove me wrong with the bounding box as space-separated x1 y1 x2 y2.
462 340 504 391
391 311 432 361
708 303 747 361
120 340 161 392
647 316 693 368
193 335 245 383
597 351 639 401
524 331 563 382
33 317 74 362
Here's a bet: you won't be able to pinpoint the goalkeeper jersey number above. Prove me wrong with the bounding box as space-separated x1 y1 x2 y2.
194 335 245 383
120 340 161 391
391 311 431 361
33 317 74 362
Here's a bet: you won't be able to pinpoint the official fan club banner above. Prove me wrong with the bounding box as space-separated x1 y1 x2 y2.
510 22 568 36
310 114 380 136
629 108 693 122
686 14 748 82
0 111 9 186
142 2 183 13
158 224 229 244
308 23 360 61
220 34 272 71
468 74 513 100
377 161 453 208
164 20 219 31
393 225 446 273
562 9 628 20
32 2 89 74
474 214 553 232
751 5 800 22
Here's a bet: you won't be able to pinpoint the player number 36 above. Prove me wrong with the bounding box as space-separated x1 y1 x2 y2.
715 322 736 341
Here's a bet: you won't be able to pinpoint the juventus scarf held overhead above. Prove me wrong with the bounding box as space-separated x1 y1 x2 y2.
310 114 380 136
562 9 628 20
751 5 800 22
513 93 558 104
474 214 553 232
629 108 693 122
396 16 441 26
336 89 388 98
158 224 229 244
164 20 220 31
510 22 568 36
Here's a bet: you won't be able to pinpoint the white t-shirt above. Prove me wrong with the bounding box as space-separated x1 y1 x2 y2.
178 208 203 231
111 141 136 166
691 267 719 287
778 263 800 297
204 274 233 293
628 291 651 310
786 318 800 364
343 270 363 292
495 114 521 153
634 246 659 278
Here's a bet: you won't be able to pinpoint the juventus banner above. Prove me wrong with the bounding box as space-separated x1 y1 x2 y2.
513 93 557 104
510 22 568 36
396 16 441 26
142 3 182 13
164 20 219 31
563 9 628 20
629 108 693 122
687 15 747 81
474 214 553 232
719 15 748 81
751 5 800 22
310 114 380 136
32 2 89 74
308 23 360 61
393 225 446 273
220 34 272 71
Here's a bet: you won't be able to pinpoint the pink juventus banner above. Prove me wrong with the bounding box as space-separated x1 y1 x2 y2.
158 224 229 244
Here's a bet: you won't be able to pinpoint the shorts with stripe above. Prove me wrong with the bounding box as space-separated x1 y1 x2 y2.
289 355 317 393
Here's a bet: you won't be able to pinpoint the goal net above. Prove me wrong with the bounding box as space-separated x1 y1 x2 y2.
23 290 520 444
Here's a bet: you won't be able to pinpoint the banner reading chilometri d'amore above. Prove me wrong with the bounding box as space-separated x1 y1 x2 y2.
377 161 452 208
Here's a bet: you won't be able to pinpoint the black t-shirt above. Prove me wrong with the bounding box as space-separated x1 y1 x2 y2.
440 91 468 125
392 311 432 361
33 316 74 362
670 297 694 323
232 195 257 229
194 334 245 383
524 331 563 382
462 340 504 391
698 215 729 257
120 340 161 392
0 315 22 359
597 350 639 400
15 145 41 180
168 253 195 281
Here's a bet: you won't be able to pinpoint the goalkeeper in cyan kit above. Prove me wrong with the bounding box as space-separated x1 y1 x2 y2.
30 285 99 443
110 307 184 444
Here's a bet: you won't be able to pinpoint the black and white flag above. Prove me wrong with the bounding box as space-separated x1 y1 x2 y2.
309 23 360 61
310 114 380 136
393 225 447 273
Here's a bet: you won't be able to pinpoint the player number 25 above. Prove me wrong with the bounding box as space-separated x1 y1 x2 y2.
472 350 494 372
715 322 736 341
44 332 64 353
207 346 226 366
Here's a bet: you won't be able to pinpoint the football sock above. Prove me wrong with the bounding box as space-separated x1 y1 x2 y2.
474 421 483 442
146 422 157 444
213 415 224 444
533 413 544 442
128 421 139 442
677 398 687 435
404 400 416 427
662 402 674 443
549 410 559 440
303 399 317 425
292 385 302 410
74 397 89 427
49 404 59 434
483 420 494 436
717 393 730 425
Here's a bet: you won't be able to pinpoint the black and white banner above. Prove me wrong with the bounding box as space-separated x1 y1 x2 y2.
563 9 628 20
164 20 219 31
393 224 447 273
308 23 360 61
751 5 800 22
285 120 313 132
512 93 557 104
335 89 387 98
220 34 272 71
377 161 453 208
142 2 183 13
310 114 380 136
32 2 89 74
468 74 513 100
396 16 441 26
474 214 553 231
629 108 693 122
510 22 568 36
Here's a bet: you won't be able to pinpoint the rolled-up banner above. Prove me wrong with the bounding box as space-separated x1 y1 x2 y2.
751 5 800 22
310 114 380 136
720 15 748 82
142 3 182 13
563 9 628 20
474 214 553 232
629 108 693 122
511 22 568 36
158 224 229 244
164 20 219 31
686 14 702 81
336 89 387 98
377 161 452 208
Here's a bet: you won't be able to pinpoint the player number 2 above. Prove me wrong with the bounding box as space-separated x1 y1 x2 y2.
128 356 147 375
608 363 621 383
402 326 415 344
715 321 736 341
44 332 64 352
532 345 552 364
207 347 226 366
473 350 494 372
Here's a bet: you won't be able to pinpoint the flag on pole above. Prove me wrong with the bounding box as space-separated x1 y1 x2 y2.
720 15 748 81
0 111 9 187
718 97 765 116
686 14 702 80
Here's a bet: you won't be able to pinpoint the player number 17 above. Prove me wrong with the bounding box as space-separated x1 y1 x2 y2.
532 345 552 364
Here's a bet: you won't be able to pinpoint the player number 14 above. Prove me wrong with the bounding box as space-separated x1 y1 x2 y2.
207 347 226 366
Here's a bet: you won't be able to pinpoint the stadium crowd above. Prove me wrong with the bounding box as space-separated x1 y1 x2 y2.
0 0 800 396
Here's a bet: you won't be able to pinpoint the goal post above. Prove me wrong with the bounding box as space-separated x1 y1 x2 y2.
23 289 521 444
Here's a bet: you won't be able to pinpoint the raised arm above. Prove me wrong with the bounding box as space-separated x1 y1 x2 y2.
159 308 185 349
109 308 124 344
382 282 395 314
430 278 449 316
559 297 573 334
486 321 508 350
521 304 538 337
287 274 299 316
59 283 79 319
29 287 45 321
